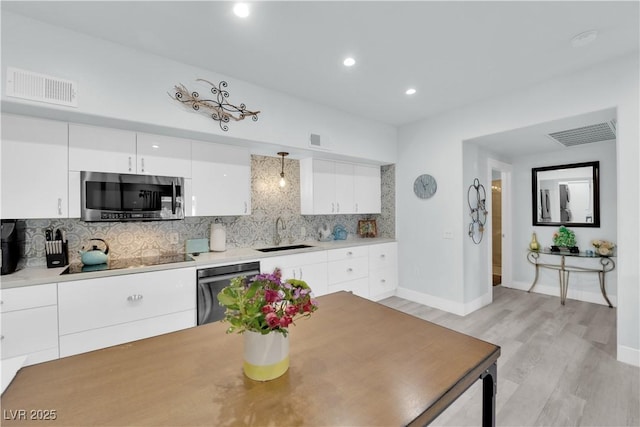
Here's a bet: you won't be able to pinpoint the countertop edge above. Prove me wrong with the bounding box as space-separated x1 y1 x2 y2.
1 238 396 289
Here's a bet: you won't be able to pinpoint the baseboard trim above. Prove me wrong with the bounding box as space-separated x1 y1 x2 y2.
506 280 617 307
395 287 492 316
617 345 640 367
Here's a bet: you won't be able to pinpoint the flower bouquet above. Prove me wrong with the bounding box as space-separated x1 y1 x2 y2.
591 239 615 256
217 268 318 381
217 268 318 337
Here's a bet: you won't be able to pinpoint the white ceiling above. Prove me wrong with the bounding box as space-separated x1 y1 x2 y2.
2 1 638 131
1 1 637 160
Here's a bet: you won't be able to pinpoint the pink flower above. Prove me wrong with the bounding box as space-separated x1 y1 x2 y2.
285 305 298 316
265 312 280 328
261 305 274 314
279 316 293 327
264 289 280 303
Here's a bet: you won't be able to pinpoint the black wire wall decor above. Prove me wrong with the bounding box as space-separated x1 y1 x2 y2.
467 178 488 244
169 79 260 131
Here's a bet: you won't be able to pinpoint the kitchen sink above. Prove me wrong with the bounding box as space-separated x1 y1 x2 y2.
256 244 314 253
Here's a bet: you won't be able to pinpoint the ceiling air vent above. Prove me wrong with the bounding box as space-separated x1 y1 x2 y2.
547 121 616 147
6 67 78 107
308 132 331 151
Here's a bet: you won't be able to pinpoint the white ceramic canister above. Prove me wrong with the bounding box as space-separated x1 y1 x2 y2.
210 222 227 252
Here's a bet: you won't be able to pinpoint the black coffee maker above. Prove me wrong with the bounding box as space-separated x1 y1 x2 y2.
1 220 24 275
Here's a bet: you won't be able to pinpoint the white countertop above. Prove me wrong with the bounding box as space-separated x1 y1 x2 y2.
0 238 395 289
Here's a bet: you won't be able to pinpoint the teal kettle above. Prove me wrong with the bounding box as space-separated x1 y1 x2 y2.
79 238 109 265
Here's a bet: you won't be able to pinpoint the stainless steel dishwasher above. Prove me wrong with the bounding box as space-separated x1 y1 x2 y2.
196 261 261 325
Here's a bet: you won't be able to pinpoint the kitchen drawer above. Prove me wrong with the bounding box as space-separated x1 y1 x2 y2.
368 243 398 272
327 277 369 299
1 305 59 362
328 257 368 285
327 245 368 262
260 251 327 273
60 309 195 358
59 267 195 335
369 269 398 300
0 283 57 313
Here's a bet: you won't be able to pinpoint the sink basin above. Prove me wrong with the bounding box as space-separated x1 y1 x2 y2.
256 244 314 253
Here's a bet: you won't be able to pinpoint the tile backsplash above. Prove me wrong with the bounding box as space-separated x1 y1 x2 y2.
19 155 395 267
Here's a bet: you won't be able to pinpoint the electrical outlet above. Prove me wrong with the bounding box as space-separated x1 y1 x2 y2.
443 231 454 239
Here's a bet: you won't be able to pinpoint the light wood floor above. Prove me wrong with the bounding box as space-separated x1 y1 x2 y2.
380 286 640 426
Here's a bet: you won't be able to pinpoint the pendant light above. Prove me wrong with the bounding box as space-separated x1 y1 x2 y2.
277 152 289 188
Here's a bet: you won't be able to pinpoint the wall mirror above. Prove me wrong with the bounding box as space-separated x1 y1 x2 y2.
532 161 600 227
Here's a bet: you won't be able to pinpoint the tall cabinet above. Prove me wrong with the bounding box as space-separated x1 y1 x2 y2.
1 115 69 219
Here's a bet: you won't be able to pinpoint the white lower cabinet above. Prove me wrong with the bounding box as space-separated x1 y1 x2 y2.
368 242 398 301
0 283 59 366
327 246 370 299
58 267 196 357
260 251 329 297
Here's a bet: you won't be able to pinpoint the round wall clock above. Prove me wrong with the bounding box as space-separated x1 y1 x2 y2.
413 174 437 199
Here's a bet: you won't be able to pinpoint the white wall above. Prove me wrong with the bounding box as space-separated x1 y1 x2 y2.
0 11 396 164
509 140 617 304
397 55 639 366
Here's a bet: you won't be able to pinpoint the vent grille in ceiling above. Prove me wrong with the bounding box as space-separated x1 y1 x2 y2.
547 120 616 147
6 67 78 107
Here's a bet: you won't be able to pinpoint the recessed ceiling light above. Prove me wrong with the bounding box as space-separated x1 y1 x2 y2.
405 88 417 95
571 29 598 47
233 3 250 18
343 57 356 67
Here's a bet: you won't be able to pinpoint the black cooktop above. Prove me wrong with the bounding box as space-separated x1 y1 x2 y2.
61 253 194 275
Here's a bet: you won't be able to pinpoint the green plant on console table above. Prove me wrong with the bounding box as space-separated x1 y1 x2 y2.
552 226 576 248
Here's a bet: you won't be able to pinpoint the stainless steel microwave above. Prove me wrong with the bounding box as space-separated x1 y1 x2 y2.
80 171 185 222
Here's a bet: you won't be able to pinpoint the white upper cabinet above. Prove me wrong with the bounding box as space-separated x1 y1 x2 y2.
1 114 69 219
69 123 136 174
300 158 380 215
190 140 251 216
353 164 381 214
135 133 191 178
69 125 191 177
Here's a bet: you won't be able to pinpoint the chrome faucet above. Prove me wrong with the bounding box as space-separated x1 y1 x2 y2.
275 217 286 246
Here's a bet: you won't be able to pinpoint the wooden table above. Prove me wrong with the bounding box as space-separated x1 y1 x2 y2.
1 292 500 426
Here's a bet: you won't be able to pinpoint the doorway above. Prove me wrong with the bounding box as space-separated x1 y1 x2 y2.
487 159 512 295
491 173 502 286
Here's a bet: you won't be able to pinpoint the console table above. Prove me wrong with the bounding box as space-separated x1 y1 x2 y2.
527 249 615 307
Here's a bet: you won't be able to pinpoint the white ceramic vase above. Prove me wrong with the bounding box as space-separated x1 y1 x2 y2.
243 331 289 381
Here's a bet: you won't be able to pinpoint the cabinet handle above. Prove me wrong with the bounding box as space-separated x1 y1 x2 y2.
380 254 386 258
337 202 340 213
127 294 144 302
355 203 358 213
141 158 145 173
331 203 335 213
347 268 353 272
299 268 303 280
128 156 132 172
244 202 248 214
1 335 4 340
347 251 353 256
57 198 62 215
381 279 386 283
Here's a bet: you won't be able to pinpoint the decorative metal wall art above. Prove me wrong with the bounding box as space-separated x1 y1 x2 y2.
468 178 488 244
170 79 260 131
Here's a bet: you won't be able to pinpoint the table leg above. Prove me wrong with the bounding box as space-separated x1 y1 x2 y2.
527 264 539 293
598 271 613 308
481 362 497 427
559 270 570 305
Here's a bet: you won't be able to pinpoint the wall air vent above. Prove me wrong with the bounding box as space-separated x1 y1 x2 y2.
308 132 331 151
547 121 616 147
6 67 78 107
